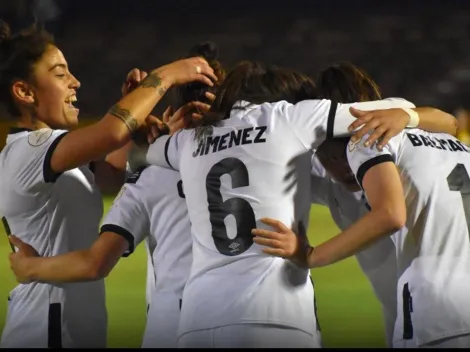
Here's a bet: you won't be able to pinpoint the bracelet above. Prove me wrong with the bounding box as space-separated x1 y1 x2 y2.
402 108 420 128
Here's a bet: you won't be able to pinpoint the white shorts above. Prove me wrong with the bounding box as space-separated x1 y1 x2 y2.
394 333 470 348
178 324 322 348
141 293 182 348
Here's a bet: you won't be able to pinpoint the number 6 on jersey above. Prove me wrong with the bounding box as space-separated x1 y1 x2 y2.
206 158 256 256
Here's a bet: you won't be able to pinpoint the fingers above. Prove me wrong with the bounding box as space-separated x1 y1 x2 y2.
363 126 387 148
351 118 380 142
348 109 374 132
251 228 283 241
252 236 283 248
8 235 23 249
205 91 216 102
259 218 291 233
162 106 173 123
376 130 395 150
194 58 218 85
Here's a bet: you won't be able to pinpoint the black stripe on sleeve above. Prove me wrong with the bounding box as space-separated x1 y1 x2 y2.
326 100 338 139
356 154 394 188
43 132 69 183
100 224 135 257
164 136 175 170
48 303 62 348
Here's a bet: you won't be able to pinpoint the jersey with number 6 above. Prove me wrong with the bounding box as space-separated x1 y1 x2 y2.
146 98 415 337
100 166 192 348
347 129 470 346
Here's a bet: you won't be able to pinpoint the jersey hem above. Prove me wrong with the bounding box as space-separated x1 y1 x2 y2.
393 328 470 347
178 319 317 338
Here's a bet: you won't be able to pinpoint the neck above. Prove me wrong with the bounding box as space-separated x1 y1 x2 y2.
16 114 49 131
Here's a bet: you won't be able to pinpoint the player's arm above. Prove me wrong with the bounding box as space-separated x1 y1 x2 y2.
253 135 406 268
8 232 128 283
252 163 405 268
8 172 150 283
284 98 449 150
48 58 216 175
348 106 458 150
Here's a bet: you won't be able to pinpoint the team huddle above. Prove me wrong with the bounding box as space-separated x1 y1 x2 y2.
0 20 469 349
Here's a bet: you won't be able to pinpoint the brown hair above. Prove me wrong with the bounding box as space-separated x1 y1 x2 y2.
173 41 226 108
317 62 381 103
0 20 55 117
199 61 316 127
316 62 381 160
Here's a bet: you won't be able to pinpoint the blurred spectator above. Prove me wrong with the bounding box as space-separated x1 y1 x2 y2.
455 108 470 145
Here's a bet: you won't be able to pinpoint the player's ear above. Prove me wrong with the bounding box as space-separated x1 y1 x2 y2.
11 80 36 106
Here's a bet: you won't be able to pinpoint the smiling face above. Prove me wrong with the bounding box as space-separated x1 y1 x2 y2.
28 45 81 129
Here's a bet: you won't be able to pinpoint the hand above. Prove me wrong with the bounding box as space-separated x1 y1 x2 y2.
155 57 218 87
162 101 211 135
251 218 312 268
8 235 39 284
348 107 410 150
121 68 148 97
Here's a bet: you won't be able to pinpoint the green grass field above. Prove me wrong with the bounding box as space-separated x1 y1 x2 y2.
0 199 386 347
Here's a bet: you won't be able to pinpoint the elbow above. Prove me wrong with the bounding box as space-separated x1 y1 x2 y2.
86 259 111 281
378 206 406 233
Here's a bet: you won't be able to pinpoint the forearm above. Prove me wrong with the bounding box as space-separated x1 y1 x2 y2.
26 251 100 283
308 210 400 268
414 107 458 136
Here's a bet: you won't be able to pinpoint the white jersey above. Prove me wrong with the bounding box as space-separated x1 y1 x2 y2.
347 129 470 345
146 97 415 337
310 155 397 347
101 165 192 348
0 128 106 348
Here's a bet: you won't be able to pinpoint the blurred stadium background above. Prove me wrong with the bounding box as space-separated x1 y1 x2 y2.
1 0 470 347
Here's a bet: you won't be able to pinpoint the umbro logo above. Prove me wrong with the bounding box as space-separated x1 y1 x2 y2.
229 242 240 252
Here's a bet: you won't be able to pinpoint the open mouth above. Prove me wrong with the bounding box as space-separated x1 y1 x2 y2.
64 95 79 112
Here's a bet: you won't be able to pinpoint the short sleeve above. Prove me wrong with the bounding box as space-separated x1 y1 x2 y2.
282 98 416 150
100 167 151 257
10 129 69 191
346 133 400 188
146 129 193 171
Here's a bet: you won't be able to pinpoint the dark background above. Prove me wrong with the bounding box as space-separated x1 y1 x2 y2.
2 0 470 118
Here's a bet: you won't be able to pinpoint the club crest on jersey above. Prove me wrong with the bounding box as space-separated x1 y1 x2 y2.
348 139 360 152
28 128 53 147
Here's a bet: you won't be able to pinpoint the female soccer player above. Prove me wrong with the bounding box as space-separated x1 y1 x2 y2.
0 20 216 348
140 61 440 348
253 64 470 348
308 62 457 347
8 41 225 348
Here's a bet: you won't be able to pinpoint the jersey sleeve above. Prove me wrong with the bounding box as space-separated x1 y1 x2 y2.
346 133 401 189
146 129 193 171
10 128 69 191
100 167 151 257
282 98 416 150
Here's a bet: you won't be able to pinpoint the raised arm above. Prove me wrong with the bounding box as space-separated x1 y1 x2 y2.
50 57 217 174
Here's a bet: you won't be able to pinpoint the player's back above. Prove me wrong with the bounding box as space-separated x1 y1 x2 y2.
177 101 317 337
352 129 470 345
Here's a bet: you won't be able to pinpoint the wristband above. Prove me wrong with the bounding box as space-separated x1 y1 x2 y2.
403 108 419 128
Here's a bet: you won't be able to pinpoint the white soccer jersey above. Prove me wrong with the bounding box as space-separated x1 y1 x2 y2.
101 165 192 348
347 129 470 346
0 128 106 348
310 155 397 347
145 97 415 338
